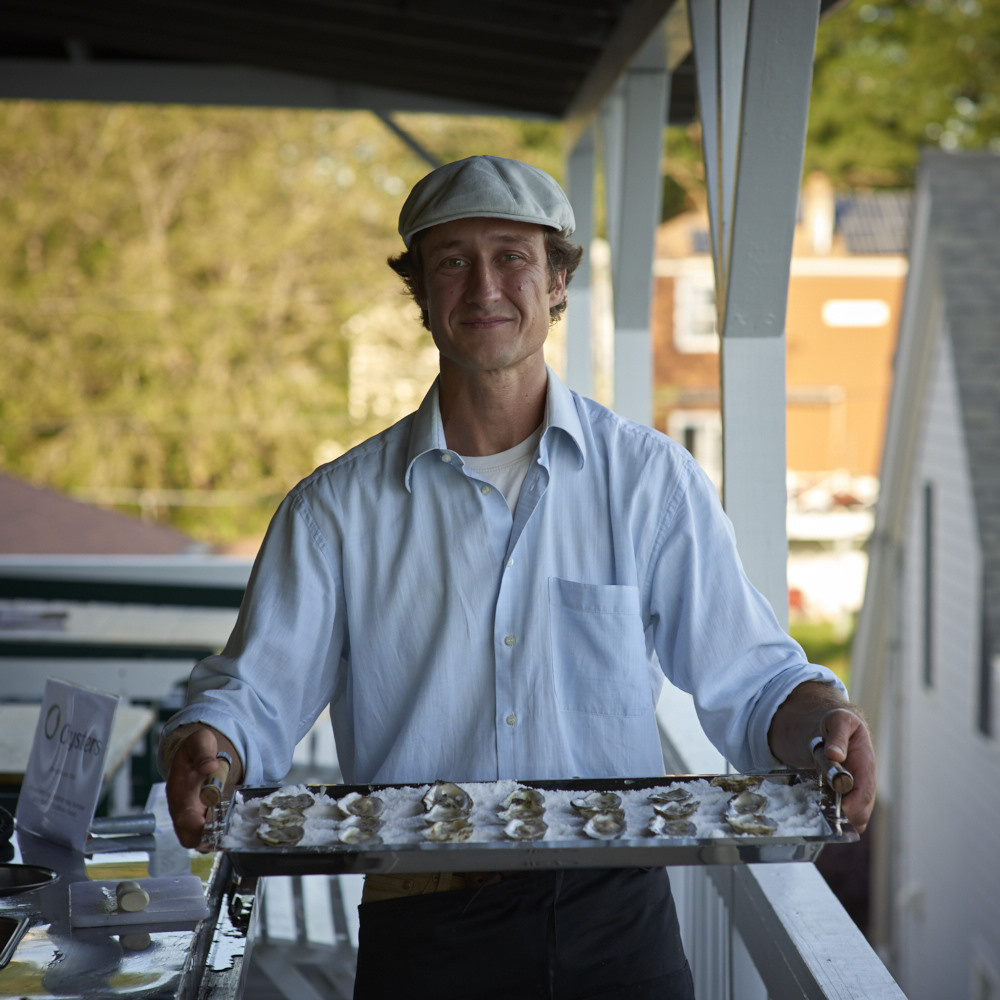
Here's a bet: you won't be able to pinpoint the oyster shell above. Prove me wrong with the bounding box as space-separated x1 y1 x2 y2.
648 786 693 805
728 790 768 815
498 787 546 819
424 818 474 843
257 823 305 846
503 817 548 841
260 790 316 813
337 792 385 818
423 802 472 823
582 810 626 840
339 818 383 846
711 775 763 793
652 798 698 820
648 815 698 838
258 806 307 828
724 811 778 836
570 792 622 819
422 781 473 814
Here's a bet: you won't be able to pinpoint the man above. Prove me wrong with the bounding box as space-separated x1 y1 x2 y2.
162 155 875 999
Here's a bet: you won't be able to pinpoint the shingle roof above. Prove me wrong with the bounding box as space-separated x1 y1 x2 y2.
924 150 1000 654
836 190 913 254
0 472 202 555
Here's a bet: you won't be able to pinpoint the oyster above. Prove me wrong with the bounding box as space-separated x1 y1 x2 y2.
258 806 307 828
423 802 471 823
503 817 548 841
424 818 474 843
260 790 316 813
337 792 385 818
728 790 768 815
652 798 698 820
648 786 693 805
339 819 383 846
583 810 626 840
711 775 763 793
498 787 546 819
257 823 305 846
725 811 778 836
422 781 473 814
648 815 698 838
570 792 622 819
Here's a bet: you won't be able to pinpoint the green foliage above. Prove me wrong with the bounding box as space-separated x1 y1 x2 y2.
790 618 855 686
806 0 1000 188
0 103 561 545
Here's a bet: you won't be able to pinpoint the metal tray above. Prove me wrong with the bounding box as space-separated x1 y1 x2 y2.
220 772 858 879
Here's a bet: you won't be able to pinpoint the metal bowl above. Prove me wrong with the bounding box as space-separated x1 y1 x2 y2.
0 863 59 896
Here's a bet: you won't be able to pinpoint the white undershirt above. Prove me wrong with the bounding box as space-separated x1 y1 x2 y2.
460 424 543 513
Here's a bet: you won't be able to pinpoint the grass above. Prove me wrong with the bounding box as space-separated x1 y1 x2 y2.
790 618 855 687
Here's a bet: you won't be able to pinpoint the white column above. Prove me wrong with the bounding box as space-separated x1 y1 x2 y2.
600 27 671 426
565 128 596 397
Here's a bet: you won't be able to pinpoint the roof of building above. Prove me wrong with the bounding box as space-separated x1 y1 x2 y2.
924 150 1000 652
836 190 913 255
0 472 204 555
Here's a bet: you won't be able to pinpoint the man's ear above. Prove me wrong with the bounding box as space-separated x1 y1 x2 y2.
549 268 567 307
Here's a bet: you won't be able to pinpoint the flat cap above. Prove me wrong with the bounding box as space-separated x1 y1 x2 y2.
398 155 575 248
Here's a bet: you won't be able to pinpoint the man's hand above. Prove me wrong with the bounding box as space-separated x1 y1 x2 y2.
768 681 876 833
165 726 243 850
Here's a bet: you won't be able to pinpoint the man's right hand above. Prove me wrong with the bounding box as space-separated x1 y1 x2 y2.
165 726 242 849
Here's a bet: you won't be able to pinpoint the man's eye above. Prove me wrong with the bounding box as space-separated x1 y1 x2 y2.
441 257 466 268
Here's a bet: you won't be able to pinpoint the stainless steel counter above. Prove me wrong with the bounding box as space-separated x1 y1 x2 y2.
0 787 253 999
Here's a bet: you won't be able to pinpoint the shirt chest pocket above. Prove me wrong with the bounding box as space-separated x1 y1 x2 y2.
548 577 651 717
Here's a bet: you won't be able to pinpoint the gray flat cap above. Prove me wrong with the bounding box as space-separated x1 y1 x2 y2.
398 155 575 247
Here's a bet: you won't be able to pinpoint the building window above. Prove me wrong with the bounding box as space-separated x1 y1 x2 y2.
668 410 722 490
978 578 994 738
922 481 934 689
674 267 719 354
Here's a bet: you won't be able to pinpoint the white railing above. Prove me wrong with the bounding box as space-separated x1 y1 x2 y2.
657 686 906 999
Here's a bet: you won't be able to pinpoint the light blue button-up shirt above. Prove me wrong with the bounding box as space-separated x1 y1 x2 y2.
163 369 842 786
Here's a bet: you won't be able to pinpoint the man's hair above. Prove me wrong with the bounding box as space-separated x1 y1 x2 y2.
387 229 584 330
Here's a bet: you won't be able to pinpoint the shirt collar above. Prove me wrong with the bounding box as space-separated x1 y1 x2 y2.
404 366 586 491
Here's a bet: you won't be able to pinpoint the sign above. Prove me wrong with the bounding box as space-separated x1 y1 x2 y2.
15 678 120 851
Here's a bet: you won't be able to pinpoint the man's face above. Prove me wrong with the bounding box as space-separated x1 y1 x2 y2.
416 217 566 378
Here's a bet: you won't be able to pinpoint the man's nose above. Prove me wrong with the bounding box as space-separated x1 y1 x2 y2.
465 260 502 304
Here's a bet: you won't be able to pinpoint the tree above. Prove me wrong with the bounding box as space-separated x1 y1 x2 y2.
805 0 1000 188
0 102 562 544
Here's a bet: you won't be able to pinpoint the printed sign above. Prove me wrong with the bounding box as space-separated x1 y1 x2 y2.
15 678 120 851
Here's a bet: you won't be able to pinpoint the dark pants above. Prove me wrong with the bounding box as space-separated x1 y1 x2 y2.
353 867 695 1000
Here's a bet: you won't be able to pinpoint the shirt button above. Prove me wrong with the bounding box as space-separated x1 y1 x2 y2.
506 557 514 568
481 485 492 495
440 453 452 463
506 713 517 726
504 634 516 647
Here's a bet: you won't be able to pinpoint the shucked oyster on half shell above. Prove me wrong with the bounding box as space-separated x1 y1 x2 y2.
728 790 768 815
337 791 385 818
260 789 317 815
648 786 694 805
339 817 383 846
503 817 548 841
725 811 778 836
711 774 764 793
652 798 698 820
570 792 622 819
498 787 546 820
422 781 473 815
648 815 698 839
582 810 627 840
424 818 474 843
257 822 305 846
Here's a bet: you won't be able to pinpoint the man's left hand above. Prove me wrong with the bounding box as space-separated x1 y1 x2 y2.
768 681 876 833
